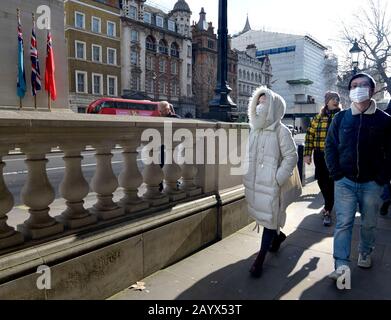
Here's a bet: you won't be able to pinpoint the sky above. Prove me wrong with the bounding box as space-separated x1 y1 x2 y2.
146 0 390 60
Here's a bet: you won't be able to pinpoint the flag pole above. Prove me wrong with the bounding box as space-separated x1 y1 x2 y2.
17 8 23 110
32 13 37 110
48 92 51 111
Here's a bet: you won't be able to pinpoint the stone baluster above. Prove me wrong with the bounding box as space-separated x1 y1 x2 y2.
0 148 24 249
180 139 202 197
90 144 124 220
163 141 186 201
57 144 97 229
118 141 149 213
17 146 63 239
141 143 169 206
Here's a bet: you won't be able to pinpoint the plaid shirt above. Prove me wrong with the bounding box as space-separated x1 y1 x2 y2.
304 110 339 156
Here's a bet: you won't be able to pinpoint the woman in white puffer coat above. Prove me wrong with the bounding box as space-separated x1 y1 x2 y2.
243 87 298 278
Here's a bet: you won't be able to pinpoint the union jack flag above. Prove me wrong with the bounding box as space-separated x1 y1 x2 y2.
30 20 41 96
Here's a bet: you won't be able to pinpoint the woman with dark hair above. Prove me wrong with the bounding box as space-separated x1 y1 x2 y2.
304 91 342 226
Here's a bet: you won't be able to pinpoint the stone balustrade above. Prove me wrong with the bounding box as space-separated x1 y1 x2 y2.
0 111 249 253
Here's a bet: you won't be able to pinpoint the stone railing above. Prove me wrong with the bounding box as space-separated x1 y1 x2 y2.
0 111 248 254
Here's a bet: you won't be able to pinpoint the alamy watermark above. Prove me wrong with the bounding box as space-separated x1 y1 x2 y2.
36 265 51 290
140 122 249 176
336 265 351 290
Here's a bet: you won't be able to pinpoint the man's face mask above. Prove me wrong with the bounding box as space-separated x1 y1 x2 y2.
349 87 370 103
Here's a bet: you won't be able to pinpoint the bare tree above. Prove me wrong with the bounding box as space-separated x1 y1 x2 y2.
342 0 391 95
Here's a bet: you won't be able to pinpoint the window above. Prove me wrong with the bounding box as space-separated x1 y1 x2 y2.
172 82 178 96
92 73 103 95
130 48 138 66
187 45 192 57
146 56 153 70
129 5 137 19
146 78 154 93
107 21 116 37
156 16 164 28
159 40 168 55
146 36 156 51
170 43 179 58
187 84 191 97
208 40 214 49
159 80 166 95
107 48 117 65
92 45 102 63
107 76 117 96
251 73 254 81
171 61 177 75
159 59 166 72
239 84 242 93
187 63 191 77
91 17 101 33
75 71 87 93
131 30 139 42
144 12 151 23
75 41 86 60
75 12 85 29
168 20 176 32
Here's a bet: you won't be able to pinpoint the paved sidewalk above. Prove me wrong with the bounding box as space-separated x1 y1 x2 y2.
109 179 391 300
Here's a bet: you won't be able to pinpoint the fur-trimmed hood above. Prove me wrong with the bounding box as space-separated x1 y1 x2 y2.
248 86 286 131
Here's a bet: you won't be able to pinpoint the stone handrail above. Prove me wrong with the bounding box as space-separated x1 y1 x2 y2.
0 111 249 254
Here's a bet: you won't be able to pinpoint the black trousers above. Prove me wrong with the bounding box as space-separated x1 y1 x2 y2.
260 228 277 251
313 149 334 212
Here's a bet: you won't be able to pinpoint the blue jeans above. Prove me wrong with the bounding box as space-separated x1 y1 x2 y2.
333 177 383 269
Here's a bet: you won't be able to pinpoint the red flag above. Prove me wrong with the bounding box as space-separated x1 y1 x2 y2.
45 30 57 101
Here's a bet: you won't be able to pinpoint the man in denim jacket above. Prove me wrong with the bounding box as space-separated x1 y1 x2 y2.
325 73 391 282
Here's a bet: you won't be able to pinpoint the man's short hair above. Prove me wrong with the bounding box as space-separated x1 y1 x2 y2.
348 73 376 90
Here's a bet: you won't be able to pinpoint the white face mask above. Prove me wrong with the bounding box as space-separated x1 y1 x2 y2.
350 87 370 103
256 104 265 116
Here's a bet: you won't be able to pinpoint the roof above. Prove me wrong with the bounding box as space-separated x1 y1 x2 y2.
171 0 192 14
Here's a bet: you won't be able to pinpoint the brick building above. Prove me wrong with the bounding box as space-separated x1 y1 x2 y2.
65 0 122 113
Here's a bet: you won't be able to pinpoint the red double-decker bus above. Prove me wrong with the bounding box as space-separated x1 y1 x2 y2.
86 98 160 116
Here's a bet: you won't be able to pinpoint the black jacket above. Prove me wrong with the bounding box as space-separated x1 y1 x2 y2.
325 106 391 185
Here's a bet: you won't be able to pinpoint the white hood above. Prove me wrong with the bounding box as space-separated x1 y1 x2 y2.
248 86 286 131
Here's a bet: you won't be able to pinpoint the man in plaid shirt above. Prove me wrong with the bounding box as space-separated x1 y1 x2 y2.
304 91 341 226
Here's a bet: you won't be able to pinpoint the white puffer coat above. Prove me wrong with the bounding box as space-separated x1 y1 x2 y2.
243 87 298 231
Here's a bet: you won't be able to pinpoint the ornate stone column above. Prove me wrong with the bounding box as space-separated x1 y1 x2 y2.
0 147 24 249
90 144 124 220
58 144 97 229
141 144 169 206
118 140 149 213
17 145 64 239
163 141 186 201
179 140 202 197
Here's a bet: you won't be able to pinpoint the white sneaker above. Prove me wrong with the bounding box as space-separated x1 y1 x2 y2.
357 253 372 268
328 265 350 281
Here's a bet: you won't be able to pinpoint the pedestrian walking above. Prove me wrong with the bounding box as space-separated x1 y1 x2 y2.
243 87 299 278
380 101 391 216
325 73 391 282
304 91 342 226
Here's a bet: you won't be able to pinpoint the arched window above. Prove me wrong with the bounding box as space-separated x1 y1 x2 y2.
146 35 156 52
247 71 250 80
251 72 254 81
254 74 258 82
170 42 179 58
159 39 168 55
239 69 242 79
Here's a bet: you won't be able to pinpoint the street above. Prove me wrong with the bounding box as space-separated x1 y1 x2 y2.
3 150 126 206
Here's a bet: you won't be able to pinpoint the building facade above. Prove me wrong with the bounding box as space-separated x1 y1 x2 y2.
192 8 238 117
236 44 272 120
120 0 196 118
232 20 338 125
65 0 122 113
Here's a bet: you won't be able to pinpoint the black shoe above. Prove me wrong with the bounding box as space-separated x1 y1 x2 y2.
269 232 287 253
249 250 266 278
380 201 390 216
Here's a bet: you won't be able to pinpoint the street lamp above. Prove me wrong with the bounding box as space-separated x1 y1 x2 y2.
207 0 237 122
349 39 362 75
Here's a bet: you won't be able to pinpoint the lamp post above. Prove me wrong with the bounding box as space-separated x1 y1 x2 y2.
349 39 362 75
207 0 237 122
